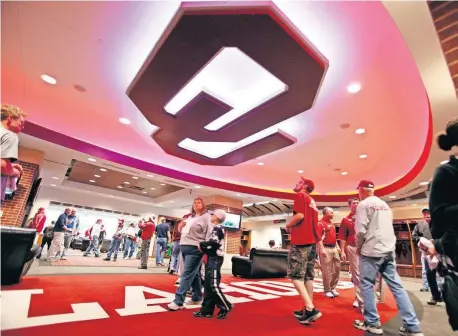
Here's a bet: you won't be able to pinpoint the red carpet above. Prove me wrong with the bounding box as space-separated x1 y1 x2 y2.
1 275 397 335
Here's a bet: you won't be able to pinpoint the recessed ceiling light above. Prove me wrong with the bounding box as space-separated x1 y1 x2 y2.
440 160 448 165
257 162 264 166
147 174 155 178
161 183 166 186
359 154 368 159
119 118 131 125
117 186 123 189
412 203 418 206
236 193 241 197
41 74 57 85
169 201 174 203
124 182 130 185
194 186 202 188
389 196 397 199
94 175 100 178
297 170 304 174
50 184 56 187
89 180 95 183
419 181 429 186
88 158 96 162
132 176 139 180
341 171 348 176
347 83 361 93
142 191 147 194
100 168 107 172
355 128 366 135
150 187 156 190
52 176 59 180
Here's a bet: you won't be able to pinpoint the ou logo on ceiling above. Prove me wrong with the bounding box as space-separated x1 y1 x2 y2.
128 3 326 166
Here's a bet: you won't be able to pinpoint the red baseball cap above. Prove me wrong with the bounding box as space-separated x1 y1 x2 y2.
293 177 315 193
357 180 375 189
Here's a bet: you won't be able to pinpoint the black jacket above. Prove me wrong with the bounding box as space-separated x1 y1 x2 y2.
429 155 458 267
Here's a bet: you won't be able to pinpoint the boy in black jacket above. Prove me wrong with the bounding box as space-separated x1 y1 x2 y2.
194 209 233 319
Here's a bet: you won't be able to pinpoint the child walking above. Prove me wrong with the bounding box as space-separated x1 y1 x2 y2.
194 209 233 319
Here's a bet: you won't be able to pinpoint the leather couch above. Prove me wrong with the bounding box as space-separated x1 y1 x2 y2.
231 248 289 278
1 226 41 285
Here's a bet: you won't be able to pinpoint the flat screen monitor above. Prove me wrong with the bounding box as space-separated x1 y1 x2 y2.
221 213 241 230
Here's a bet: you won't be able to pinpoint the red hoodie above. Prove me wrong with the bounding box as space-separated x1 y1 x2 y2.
139 220 155 240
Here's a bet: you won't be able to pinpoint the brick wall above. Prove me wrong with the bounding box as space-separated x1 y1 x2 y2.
207 203 242 254
429 1 458 96
0 161 39 227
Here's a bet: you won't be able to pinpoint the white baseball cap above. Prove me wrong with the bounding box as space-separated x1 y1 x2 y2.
213 209 226 223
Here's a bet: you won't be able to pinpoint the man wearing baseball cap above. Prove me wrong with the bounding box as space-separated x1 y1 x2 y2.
353 180 423 336
285 176 322 325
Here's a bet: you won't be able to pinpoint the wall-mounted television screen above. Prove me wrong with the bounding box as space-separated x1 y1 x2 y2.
220 213 241 230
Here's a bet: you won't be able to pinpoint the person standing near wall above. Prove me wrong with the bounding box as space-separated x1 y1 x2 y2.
138 216 156 269
45 208 72 261
1 105 26 204
170 220 182 274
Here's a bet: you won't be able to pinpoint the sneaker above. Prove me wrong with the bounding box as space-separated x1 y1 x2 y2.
419 288 429 292
399 326 424 336
60 257 67 260
298 308 322 325
138 266 147 270
103 258 110 261
185 299 202 305
217 309 230 319
193 311 213 318
167 302 184 311
83 254 89 257
294 308 305 318
169 270 175 275
186 291 193 297
354 320 383 335
113 259 117 262
427 297 443 305
324 292 334 298
175 278 181 285
331 290 340 297
353 300 359 308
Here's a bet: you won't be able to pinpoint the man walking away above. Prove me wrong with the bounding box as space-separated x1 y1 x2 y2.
83 219 103 257
318 207 342 298
138 216 155 269
1 105 26 203
285 176 321 325
353 180 423 336
45 209 72 261
155 219 171 266
62 209 79 260
37 221 55 259
170 220 182 274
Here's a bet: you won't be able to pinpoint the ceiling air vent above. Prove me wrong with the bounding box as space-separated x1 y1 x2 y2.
164 179 191 188
102 163 138 175
128 185 144 191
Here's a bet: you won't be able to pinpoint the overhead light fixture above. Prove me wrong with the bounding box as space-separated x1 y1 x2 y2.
89 180 95 183
100 168 107 172
347 83 361 93
50 184 56 187
161 183 166 186
359 154 368 159
194 186 202 189
440 160 448 165
124 181 130 185
236 193 241 197
52 177 59 180
117 186 123 189
412 203 418 206
389 196 397 199
147 174 155 178
297 169 304 174
355 128 366 135
419 181 429 186
169 201 174 203
119 118 131 125
88 158 96 162
132 176 139 180
142 191 147 194
341 171 348 176
94 175 100 178
41 74 57 85
257 162 264 166
150 187 156 190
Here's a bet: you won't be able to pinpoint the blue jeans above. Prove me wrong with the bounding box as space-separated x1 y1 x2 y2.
170 241 181 271
123 238 135 258
421 254 429 289
84 235 100 256
173 245 203 306
156 237 167 264
106 238 122 260
360 253 421 332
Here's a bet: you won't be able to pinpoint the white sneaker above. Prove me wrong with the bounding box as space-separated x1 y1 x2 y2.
331 290 340 297
353 300 359 308
167 302 184 311
185 299 202 305
324 292 334 298
399 326 424 336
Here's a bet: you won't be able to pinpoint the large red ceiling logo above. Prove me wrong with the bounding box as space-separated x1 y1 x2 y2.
127 3 326 166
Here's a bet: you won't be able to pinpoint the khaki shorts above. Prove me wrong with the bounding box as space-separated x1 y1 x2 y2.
287 244 316 281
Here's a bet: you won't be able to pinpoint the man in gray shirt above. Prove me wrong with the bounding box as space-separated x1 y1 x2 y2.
1 105 26 202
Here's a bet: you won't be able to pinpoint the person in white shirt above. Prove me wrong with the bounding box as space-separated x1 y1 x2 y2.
353 180 423 336
83 219 103 257
123 223 137 260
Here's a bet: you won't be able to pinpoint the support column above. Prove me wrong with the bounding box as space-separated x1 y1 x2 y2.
429 1 458 96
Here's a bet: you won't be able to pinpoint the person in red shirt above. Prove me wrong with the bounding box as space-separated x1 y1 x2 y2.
285 176 321 325
340 198 361 308
317 207 341 298
28 207 47 233
138 216 156 269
